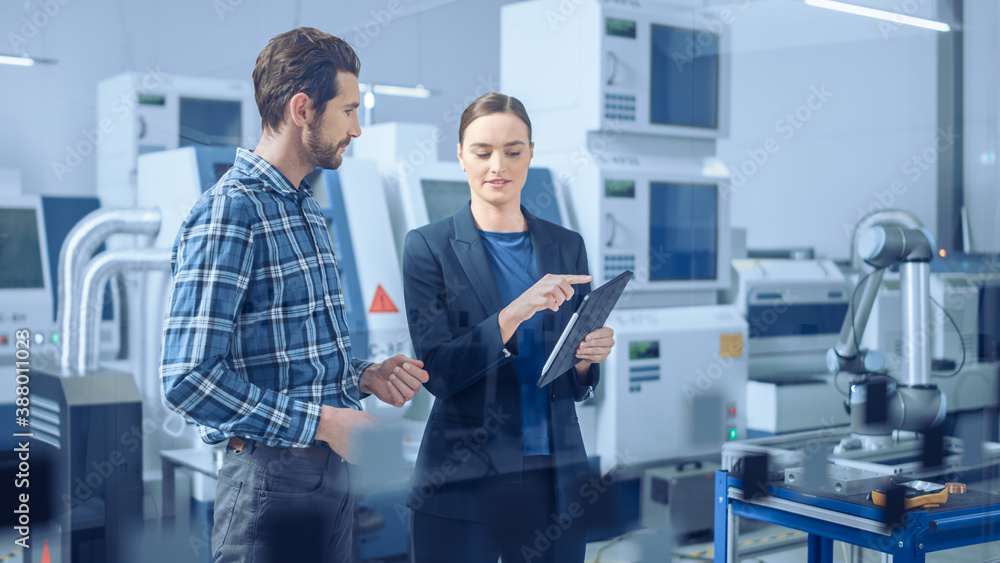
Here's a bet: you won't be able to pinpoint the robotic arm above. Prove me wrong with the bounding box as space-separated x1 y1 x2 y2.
827 226 947 435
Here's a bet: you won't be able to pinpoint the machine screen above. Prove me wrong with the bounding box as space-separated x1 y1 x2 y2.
0 208 45 289
649 182 717 281
629 340 660 360
179 97 242 147
421 180 470 224
650 24 719 129
605 180 636 198
606 18 636 38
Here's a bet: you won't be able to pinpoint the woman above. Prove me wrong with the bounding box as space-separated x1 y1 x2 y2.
402 92 616 562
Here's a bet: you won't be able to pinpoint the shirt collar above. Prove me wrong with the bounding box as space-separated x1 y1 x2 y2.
232 147 314 200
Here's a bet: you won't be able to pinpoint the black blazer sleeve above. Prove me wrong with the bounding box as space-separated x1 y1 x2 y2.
569 233 600 401
402 229 514 400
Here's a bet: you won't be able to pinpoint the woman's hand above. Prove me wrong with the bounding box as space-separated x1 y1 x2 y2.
498 274 592 343
575 327 615 364
574 327 615 382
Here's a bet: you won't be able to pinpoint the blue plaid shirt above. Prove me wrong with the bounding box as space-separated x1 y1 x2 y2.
160 148 373 448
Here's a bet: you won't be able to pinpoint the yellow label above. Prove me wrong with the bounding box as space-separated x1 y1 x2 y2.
720 333 743 358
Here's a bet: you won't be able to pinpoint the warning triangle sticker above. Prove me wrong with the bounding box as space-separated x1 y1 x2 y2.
41 540 51 563
368 284 400 313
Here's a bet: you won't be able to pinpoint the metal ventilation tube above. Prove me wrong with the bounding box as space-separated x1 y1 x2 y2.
77 250 172 374
57 208 162 372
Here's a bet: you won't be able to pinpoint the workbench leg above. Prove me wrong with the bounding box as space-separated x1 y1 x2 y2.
714 471 728 563
162 458 176 519
727 504 740 562
807 534 833 563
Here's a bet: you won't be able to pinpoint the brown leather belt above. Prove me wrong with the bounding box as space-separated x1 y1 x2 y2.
227 436 336 462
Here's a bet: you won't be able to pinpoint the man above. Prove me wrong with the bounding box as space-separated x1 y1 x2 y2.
160 27 428 562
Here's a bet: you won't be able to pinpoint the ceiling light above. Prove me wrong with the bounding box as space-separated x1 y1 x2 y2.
805 0 950 32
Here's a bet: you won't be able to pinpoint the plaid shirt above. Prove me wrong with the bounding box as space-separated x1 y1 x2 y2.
160 148 372 448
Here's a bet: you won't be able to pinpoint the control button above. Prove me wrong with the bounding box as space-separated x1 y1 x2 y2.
728 405 737 417
729 428 738 441
33 333 44 345
0 335 7 345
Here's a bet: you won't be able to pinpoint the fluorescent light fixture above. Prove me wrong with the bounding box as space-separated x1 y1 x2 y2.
805 0 950 32
371 84 431 99
363 91 375 110
0 55 34 67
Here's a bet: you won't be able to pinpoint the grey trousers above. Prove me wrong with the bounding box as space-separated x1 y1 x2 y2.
212 439 353 563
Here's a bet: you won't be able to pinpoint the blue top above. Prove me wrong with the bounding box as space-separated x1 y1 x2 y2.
479 229 551 456
160 148 373 448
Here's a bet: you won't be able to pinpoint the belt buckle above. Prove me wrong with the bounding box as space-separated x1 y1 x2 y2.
229 436 246 453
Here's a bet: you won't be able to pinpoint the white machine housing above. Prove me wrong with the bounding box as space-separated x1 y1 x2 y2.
594 305 747 474
534 145 730 308
98 72 260 209
501 0 730 147
931 274 979 363
0 193 122 376
0 195 58 369
866 272 980 375
731 259 850 378
307 161 411 362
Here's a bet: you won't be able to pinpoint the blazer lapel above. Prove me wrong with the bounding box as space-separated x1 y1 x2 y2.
452 203 504 315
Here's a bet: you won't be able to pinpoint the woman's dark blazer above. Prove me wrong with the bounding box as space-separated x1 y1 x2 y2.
402 202 600 521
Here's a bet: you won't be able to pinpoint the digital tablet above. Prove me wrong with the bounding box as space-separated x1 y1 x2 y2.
536 270 633 388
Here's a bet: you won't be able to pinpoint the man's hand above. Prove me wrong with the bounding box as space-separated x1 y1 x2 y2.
574 327 615 380
360 355 429 407
315 405 379 462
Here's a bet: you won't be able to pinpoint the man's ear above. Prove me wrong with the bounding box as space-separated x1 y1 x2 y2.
288 92 312 129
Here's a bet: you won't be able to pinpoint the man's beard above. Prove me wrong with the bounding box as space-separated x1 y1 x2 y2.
303 118 349 170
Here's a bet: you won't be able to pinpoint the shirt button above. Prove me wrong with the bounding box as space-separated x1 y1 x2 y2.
551 393 556 401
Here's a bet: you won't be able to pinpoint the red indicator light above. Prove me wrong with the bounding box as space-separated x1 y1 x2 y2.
0 335 7 345
730 406 737 416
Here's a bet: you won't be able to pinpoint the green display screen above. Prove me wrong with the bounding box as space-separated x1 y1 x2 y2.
139 94 166 106
606 18 637 39
629 341 660 360
605 180 636 199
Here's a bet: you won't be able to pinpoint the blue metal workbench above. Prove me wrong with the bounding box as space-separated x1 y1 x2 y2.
714 471 1000 562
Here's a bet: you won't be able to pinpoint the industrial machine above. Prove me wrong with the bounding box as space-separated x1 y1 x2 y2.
500 1 748 546
97 72 260 209
27 371 144 563
719 224 1000 561
730 259 852 436
502 0 746 477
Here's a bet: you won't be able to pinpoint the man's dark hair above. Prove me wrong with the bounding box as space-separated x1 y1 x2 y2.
253 27 361 135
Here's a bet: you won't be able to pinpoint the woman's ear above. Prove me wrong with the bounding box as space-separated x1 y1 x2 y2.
457 143 465 172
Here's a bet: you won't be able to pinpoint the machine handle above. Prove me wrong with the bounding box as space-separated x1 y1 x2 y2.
676 460 703 472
